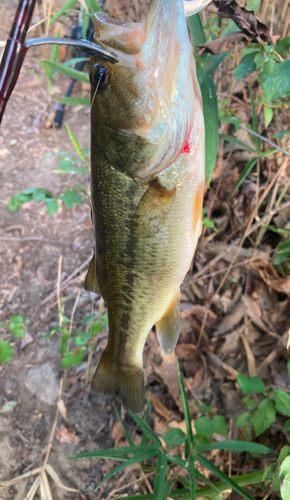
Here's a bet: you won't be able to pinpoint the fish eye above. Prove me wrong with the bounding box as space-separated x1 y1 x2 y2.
90 64 109 90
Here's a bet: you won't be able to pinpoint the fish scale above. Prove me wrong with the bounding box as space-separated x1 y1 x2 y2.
85 0 208 412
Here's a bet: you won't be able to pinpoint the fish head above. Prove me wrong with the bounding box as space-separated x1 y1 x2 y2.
90 0 205 179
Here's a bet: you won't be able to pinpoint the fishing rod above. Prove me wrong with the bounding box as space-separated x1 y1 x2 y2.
0 0 118 124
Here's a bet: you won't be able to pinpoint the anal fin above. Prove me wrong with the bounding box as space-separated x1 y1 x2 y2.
156 292 180 355
84 254 101 294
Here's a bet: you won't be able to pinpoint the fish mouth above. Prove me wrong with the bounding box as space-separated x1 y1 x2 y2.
92 0 204 179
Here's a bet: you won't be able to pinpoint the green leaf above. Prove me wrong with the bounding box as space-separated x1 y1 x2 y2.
251 398 276 437
196 454 256 500
70 444 156 460
283 420 290 432
61 190 81 209
264 107 273 128
162 428 185 448
114 405 134 446
265 225 290 235
90 321 104 336
201 76 218 184
154 453 167 500
40 61 89 83
49 0 78 25
236 412 251 427
280 456 290 500
166 453 187 470
237 373 265 394
261 59 290 103
1 400 17 412
46 201 59 215
194 401 212 413
74 329 90 346
60 330 70 355
177 361 195 452
275 37 290 56
62 57 89 67
273 390 290 417
203 218 218 231
197 441 272 454
188 455 195 500
234 51 259 80
88 0 102 13
0 340 13 364
52 97 90 106
131 414 162 447
212 415 227 437
277 241 290 253
66 124 87 163
61 348 84 367
9 322 25 338
273 130 289 140
195 417 213 438
228 157 258 199
97 447 160 490
279 446 290 462
249 87 260 152
219 133 256 152
187 13 206 48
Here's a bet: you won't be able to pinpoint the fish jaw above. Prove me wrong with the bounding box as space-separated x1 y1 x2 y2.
91 0 203 180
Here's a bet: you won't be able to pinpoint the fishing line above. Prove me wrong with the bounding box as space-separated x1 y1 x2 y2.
48 71 105 498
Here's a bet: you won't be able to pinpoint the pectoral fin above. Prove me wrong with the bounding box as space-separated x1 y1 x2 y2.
156 292 180 355
84 254 101 294
133 179 176 236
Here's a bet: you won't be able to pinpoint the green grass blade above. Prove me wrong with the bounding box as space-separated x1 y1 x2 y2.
249 87 260 152
62 57 89 67
168 489 191 498
131 413 162 447
188 456 196 500
154 452 168 500
114 405 134 446
52 97 90 106
68 444 157 459
194 470 265 499
49 0 78 26
201 76 219 184
115 495 154 500
194 469 221 493
166 453 188 469
197 441 272 454
89 0 102 12
97 448 160 490
163 479 174 499
187 13 206 48
258 148 279 158
66 124 88 163
219 134 256 153
177 361 194 452
40 61 89 83
196 454 256 500
228 157 258 199
141 398 150 445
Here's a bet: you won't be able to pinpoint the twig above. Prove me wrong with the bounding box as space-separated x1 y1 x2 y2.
40 255 92 305
62 290 81 395
57 255 63 328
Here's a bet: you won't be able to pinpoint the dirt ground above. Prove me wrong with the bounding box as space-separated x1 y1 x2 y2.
0 1 119 498
1 1 290 499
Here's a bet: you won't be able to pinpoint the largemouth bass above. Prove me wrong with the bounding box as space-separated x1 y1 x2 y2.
85 0 209 413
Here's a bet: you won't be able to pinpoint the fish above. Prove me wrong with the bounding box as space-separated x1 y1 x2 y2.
85 0 210 413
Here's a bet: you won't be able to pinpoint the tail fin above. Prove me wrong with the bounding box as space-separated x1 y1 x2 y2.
92 349 145 414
